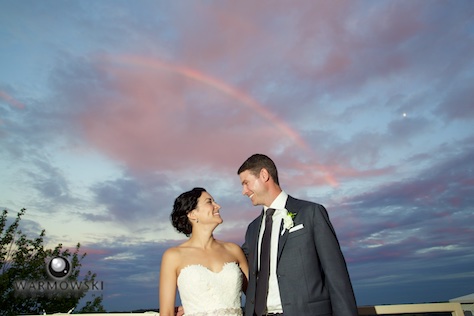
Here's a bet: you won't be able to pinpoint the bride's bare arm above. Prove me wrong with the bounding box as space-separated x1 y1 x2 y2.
159 248 180 316
229 242 249 293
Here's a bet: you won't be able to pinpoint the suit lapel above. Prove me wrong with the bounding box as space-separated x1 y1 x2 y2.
252 211 265 270
277 197 298 261
277 222 288 261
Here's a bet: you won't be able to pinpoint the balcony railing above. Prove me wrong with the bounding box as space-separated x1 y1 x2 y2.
358 302 465 316
22 302 466 316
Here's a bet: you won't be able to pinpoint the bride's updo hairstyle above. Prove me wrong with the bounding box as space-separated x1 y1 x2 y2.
171 187 206 236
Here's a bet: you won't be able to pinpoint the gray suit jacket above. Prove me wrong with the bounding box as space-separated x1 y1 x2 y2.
242 196 358 316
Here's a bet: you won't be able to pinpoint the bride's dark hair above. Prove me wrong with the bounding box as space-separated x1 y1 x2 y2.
171 187 206 236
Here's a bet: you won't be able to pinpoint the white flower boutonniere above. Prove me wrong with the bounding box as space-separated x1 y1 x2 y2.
283 211 296 230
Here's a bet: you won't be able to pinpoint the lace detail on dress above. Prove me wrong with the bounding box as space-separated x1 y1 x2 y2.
184 307 242 316
178 262 243 316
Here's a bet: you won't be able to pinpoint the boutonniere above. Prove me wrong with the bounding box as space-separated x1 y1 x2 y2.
283 211 296 230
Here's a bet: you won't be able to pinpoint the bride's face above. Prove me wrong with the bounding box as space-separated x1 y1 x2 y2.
193 191 223 225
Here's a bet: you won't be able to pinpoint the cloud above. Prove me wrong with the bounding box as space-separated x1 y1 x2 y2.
333 138 474 300
25 53 302 174
435 82 474 120
0 90 25 109
77 239 181 311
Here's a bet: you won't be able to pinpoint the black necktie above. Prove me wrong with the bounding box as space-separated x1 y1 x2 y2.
255 208 276 316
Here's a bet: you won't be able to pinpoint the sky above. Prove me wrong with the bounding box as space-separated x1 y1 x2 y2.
1 0 473 312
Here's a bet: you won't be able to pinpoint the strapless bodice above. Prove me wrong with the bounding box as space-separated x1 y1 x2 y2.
177 262 243 316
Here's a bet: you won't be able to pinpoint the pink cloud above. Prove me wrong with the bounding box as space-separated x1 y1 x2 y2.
79 56 306 172
0 90 25 109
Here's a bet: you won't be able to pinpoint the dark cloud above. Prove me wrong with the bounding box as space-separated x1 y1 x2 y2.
332 138 474 304
77 240 178 311
90 172 175 225
435 82 474 121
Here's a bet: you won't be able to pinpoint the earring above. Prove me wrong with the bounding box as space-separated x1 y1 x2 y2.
196 218 199 223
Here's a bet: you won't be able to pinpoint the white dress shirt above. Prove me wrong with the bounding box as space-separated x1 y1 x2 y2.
258 191 288 313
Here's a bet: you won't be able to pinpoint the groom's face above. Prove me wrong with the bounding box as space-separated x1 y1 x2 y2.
239 169 265 206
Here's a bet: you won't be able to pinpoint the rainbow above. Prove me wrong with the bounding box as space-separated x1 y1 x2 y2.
103 54 310 151
0 91 25 109
99 54 338 187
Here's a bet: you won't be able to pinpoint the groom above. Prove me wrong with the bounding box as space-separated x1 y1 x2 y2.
238 154 358 316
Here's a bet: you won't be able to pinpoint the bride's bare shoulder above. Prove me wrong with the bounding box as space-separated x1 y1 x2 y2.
163 241 192 258
216 240 242 252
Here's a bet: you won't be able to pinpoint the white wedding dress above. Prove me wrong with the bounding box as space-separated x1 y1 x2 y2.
177 262 243 316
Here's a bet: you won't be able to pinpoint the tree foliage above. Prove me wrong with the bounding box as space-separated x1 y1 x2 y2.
0 208 105 315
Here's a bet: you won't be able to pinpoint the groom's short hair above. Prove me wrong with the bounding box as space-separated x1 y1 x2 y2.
238 153 279 185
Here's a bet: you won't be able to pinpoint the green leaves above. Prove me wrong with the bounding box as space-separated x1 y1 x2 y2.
0 208 105 315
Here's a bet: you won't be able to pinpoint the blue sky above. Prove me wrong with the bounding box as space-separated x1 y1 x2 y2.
1 0 473 312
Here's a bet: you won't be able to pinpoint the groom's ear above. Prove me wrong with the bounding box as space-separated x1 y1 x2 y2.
260 168 270 182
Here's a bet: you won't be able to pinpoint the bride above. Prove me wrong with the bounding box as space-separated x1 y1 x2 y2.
159 187 249 316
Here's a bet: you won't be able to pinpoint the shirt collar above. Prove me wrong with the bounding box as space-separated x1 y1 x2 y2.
264 190 288 213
